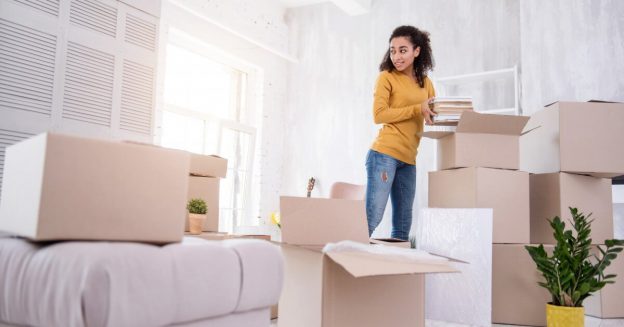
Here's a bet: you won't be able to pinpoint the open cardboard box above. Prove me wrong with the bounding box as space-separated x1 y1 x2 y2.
422 111 529 170
520 101 624 178
278 196 458 327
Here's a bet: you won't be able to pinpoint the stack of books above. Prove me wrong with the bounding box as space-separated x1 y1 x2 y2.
431 96 474 126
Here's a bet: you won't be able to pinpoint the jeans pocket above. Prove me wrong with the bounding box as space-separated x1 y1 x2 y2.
365 149 373 166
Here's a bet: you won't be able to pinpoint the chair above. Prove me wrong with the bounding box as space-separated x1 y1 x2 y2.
329 182 366 200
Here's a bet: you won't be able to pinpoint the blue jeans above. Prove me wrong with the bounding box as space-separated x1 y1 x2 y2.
365 149 416 241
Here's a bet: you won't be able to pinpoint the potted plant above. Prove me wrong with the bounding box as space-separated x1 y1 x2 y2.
525 207 624 327
187 198 207 235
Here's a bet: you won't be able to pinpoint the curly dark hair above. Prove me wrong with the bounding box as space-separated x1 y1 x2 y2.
379 25 434 88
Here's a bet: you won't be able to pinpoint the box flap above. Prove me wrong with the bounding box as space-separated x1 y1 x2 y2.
280 196 369 246
325 251 458 278
420 131 454 139
456 111 529 135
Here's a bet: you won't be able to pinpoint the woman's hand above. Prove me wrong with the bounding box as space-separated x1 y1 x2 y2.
420 97 436 125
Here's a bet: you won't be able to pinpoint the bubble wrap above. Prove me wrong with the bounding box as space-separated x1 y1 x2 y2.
322 240 449 264
417 208 493 327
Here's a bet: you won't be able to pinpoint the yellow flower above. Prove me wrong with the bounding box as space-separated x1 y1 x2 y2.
270 212 281 228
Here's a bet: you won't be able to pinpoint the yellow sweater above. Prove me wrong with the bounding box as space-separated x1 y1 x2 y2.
371 70 435 165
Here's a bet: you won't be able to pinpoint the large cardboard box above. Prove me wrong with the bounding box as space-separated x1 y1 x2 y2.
584 246 624 318
422 111 529 170
0 133 190 243
520 101 624 178
186 176 220 232
530 173 613 244
492 244 552 326
278 196 458 327
429 167 530 244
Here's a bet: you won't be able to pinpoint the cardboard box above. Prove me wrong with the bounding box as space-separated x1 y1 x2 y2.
189 153 227 177
428 167 530 244
0 133 190 243
278 196 458 327
279 244 457 327
422 111 529 170
492 244 552 326
530 173 613 244
520 101 624 178
186 176 220 232
584 245 624 318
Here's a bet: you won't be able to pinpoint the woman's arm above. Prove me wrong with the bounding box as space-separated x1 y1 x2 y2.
372 73 420 124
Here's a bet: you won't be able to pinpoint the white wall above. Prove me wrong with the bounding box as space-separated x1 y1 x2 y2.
520 0 624 114
282 0 521 237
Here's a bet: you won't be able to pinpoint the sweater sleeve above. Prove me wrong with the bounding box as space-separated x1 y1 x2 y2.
372 72 420 124
426 76 436 98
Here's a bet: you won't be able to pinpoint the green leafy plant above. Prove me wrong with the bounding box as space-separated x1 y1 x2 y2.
525 207 624 307
187 198 207 215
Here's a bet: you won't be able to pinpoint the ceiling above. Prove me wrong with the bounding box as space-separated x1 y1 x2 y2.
278 0 371 15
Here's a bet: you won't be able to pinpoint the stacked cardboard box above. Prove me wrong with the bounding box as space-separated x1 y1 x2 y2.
277 196 458 327
521 101 624 319
424 102 624 323
423 111 554 325
186 154 227 232
424 111 531 244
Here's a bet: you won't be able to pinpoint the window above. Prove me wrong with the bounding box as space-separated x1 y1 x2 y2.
160 39 258 233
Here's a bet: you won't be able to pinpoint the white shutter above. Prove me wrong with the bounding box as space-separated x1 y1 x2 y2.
0 18 56 116
69 0 117 37
0 0 160 143
62 41 115 126
120 59 153 135
12 0 60 16
125 13 156 52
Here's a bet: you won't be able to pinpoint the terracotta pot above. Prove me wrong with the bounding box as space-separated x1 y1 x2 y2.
546 303 584 327
188 213 206 235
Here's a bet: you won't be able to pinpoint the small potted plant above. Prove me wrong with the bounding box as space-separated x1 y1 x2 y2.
187 198 207 235
525 207 624 327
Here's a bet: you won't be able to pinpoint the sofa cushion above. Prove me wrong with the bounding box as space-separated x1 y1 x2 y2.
0 236 282 327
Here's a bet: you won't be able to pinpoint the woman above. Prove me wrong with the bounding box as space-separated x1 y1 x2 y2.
366 25 436 240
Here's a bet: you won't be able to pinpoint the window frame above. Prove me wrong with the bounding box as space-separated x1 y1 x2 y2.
157 27 261 232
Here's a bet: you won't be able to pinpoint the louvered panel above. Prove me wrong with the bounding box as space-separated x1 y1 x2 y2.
124 14 156 52
0 129 33 199
12 0 60 16
0 19 55 116
69 0 117 37
120 60 153 135
62 42 114 126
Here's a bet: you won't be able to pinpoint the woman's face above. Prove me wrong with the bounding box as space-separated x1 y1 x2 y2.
389 36 420 72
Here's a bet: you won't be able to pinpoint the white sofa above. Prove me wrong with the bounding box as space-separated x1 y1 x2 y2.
0 236 283 327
